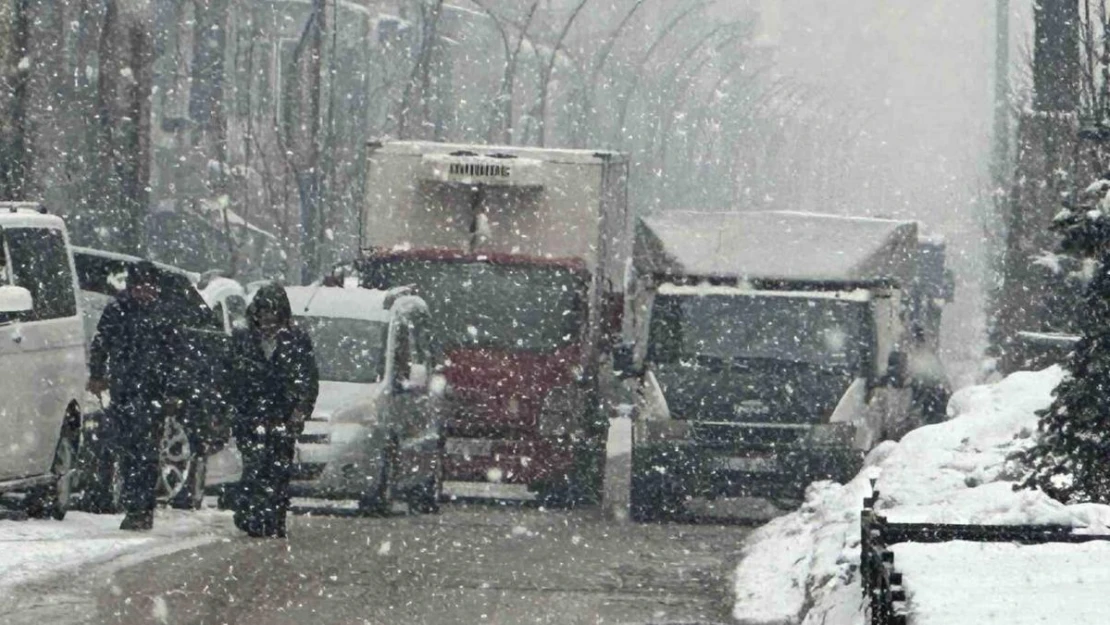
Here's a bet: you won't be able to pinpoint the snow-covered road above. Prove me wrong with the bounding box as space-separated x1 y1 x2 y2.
0 507 236 608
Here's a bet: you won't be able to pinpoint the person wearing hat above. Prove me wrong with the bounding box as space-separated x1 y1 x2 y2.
87 261 179 531
229 282 318 538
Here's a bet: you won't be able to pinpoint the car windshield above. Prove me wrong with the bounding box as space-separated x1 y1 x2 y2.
296 316 387 384
364 259 586 353
649 293 870 370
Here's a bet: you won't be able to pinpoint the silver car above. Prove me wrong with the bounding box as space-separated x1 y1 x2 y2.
283 286 445 513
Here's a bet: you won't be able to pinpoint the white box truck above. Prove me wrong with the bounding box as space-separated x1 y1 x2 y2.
358 141 631 505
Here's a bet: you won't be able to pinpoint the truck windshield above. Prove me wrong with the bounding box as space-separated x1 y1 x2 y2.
296 316 387 384
365 259 586 353
649 293 869 370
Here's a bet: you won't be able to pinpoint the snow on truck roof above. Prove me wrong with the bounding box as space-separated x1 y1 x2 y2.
637 210 919 283
285 286 394 323
370 140 627 165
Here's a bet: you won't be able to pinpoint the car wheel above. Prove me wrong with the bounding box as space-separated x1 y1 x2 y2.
409 437 445 514
159 415 194 502
26 431 78 521
358 442 396 516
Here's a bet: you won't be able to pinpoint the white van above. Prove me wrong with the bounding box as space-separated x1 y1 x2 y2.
285 286 445 512
0 204 85 519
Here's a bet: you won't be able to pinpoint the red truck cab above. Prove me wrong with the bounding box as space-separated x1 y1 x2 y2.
360 249 601 504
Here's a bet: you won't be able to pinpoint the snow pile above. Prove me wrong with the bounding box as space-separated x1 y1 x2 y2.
891 540 1110 625
732 366 1110 625
0 508 234 598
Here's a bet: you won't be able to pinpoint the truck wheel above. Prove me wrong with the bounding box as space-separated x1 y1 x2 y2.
536 478 577 509
408 473 442 514
26 430 78 521
629 469 685 523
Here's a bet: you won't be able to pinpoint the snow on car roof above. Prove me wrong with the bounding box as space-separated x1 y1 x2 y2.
0 209 66 230
372 140 626 165
285 286 393 322
71 246 200 282
656 283 873 302
638 210 918 283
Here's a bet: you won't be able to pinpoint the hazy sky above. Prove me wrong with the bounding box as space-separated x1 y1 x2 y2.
758 0 1003 382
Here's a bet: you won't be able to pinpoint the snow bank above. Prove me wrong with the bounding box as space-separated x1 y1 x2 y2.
892 540 1110 625
732 366 1110 625
0 508 234 598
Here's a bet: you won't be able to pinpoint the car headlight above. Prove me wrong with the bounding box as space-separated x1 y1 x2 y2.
430 373 451 399
805 423 855 447
539 386 582 438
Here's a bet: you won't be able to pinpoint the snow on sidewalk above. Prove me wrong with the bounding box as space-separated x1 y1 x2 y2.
0 507 235 597
891 540 1110 625
732 366 1110 625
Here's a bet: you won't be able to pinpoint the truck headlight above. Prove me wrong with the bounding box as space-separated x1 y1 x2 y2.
539 386 581 438
805 423 855 447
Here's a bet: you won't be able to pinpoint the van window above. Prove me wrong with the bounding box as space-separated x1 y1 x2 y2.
5 227 77 320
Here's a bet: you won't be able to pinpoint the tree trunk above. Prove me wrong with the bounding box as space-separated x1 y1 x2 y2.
1033 0 1080 113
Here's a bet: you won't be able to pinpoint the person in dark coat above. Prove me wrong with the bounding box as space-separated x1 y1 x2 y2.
231 282 319 538
87 261 179 531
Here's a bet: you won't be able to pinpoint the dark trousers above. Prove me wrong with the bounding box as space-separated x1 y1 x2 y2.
118 397 165 514
234 429 296 537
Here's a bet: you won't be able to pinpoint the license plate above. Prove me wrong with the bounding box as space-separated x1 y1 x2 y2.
445 438 495 458
717 456 777 473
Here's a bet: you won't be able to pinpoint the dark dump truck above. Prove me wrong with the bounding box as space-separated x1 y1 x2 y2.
615 211 951 521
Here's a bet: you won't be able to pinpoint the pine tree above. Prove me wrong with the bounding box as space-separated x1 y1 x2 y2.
1020 176 1110 503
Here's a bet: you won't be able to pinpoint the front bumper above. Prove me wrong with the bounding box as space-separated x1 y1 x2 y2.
442 437 574 485
290 423 384 499
631 420 864 502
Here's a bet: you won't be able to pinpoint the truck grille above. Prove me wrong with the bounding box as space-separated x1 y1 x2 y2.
691 422 811 451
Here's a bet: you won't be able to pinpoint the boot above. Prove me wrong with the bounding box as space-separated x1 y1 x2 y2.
120 510 153 531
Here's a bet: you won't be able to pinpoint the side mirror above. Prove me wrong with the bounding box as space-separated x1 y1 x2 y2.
886 351 909 388
0 285 33 315
612 343 642 379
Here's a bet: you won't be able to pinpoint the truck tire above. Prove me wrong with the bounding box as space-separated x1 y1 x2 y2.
535 478 577 509
629 465 685 523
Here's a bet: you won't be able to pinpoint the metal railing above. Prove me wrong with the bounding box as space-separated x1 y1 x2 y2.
859 480 1110 625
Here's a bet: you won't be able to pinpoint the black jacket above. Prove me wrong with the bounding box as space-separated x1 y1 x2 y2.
89 294 178 403
232 324 319 441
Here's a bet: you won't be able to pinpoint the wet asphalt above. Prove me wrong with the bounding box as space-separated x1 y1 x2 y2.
3 501 750 625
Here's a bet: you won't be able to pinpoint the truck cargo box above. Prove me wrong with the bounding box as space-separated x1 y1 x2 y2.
634 210 920 287
363 141 631 295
